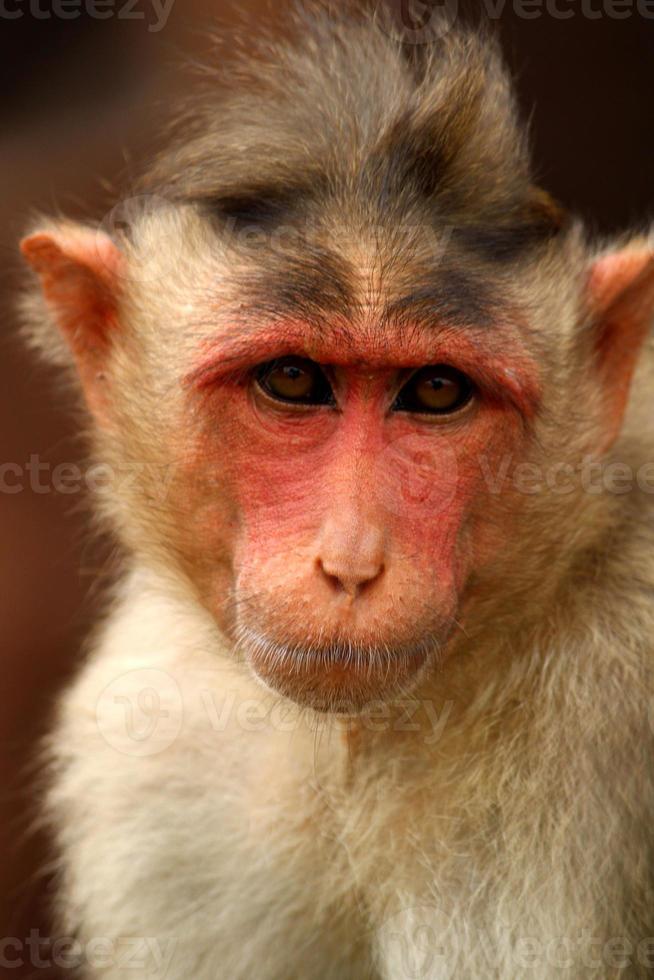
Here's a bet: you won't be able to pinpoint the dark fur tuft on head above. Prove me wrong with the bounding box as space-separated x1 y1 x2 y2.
143 3 562 245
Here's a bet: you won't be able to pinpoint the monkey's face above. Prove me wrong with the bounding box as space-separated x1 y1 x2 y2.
173 314 539 713
22 216 653 718
19 5 654 715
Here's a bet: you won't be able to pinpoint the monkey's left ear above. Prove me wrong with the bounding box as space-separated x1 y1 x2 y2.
20 224 124 421
587 244 654 451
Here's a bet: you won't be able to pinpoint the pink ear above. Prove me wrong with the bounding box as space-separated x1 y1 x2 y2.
21 225 124 421
21 225 123 356
587 246 654 450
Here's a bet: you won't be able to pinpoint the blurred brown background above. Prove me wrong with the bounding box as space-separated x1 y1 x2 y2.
0 0 652 975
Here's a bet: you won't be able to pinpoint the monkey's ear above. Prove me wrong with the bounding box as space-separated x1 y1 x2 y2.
587 244 654 451
20 224 124 420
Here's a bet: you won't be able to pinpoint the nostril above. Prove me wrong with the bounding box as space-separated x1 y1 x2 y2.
322 567 347 594
317 557 384 598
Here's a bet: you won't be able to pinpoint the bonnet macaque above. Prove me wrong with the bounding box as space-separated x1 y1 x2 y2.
20 4 654 978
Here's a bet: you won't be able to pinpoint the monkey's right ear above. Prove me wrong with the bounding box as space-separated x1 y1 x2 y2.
20 224 124 420
586 243 654 452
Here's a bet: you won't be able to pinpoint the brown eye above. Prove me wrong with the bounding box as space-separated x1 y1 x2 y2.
393 365 474 416
255 357 335 406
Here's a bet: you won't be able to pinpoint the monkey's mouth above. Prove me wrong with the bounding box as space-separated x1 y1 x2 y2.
234 624 443 713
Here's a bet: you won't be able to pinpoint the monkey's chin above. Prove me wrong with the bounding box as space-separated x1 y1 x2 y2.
236 627 441 714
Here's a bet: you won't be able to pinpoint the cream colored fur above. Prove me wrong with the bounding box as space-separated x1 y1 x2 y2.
45 427 654 979
24 10 654 979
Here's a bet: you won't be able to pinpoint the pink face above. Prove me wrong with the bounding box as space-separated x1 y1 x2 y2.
175 317 539 712
20 223 653 714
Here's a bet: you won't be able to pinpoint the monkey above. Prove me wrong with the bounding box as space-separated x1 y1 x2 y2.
18 4 654 978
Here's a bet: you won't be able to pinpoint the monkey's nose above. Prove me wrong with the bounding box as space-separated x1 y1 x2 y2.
318 556 385 597
316 518 386 598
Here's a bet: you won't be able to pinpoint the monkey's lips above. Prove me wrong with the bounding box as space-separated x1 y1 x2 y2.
236 627 441 713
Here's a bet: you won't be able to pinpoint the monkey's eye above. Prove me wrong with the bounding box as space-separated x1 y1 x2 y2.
255 357 335 406
393 365 474 416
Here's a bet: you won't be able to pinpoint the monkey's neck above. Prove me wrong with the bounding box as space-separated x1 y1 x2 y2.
106 480 654 779
103 533 645 773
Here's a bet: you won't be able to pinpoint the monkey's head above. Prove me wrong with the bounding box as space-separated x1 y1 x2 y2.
20 10 654 713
